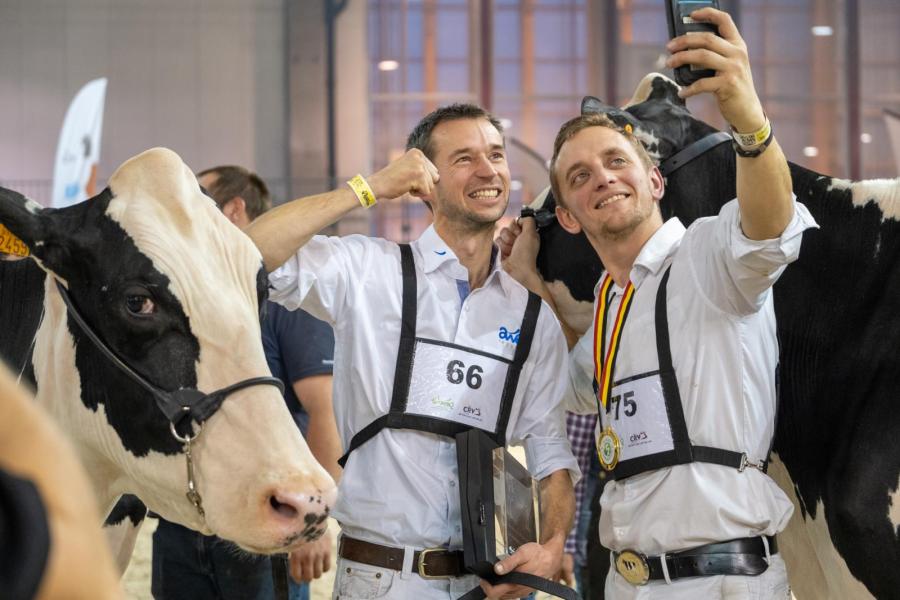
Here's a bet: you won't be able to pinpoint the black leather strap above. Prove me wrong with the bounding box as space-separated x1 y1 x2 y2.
54 279 284 437
659 131 731 177
457 571 579 600
494 291 541 443
620 536 777 583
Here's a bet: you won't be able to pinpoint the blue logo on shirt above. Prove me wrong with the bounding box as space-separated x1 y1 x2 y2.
434 250 447 256
499 326 520 345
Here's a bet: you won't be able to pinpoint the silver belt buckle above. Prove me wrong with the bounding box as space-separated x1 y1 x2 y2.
615 549 650 586
416 547 446 580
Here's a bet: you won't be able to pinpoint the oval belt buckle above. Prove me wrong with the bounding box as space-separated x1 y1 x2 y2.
615 550 650 586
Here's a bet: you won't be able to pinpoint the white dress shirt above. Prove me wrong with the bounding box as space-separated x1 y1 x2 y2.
567 199 818 555
270 225 579 549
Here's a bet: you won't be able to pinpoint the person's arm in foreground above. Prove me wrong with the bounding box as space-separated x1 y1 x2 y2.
0 368 122 599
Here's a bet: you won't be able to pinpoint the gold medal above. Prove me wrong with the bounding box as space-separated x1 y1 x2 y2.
597 426 620 471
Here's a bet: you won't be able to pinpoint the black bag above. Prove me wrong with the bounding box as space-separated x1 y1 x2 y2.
456 429 578 600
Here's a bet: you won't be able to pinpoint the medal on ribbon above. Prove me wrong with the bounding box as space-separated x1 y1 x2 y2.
593 274 635 471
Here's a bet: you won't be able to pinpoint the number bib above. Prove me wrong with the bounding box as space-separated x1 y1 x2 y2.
603 372 675 462
406 340 508 433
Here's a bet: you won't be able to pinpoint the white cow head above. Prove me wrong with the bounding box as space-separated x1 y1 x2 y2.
0 148 336 554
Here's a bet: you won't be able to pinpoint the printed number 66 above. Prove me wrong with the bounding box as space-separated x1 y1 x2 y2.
446 360 483 389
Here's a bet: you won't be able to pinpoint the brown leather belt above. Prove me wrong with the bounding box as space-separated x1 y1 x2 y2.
338 535 466 579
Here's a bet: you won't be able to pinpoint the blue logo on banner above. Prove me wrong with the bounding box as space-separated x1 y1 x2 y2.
498 326 520 344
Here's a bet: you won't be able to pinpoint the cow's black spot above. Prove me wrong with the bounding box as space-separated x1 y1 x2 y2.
48 189 200 457
0 257 45 389
104 494 147 528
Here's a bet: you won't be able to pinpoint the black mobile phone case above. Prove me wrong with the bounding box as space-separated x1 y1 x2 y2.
666 0 720 86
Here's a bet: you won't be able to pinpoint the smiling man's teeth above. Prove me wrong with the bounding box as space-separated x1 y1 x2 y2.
470 189 500 198
599 193 627 207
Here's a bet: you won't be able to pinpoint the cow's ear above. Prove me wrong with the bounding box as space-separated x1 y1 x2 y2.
582 96 617 116
646 74 685 107
0 187 85 280
0 187 49 249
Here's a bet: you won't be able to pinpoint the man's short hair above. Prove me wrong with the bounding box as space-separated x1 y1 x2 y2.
549 113 655 207
197 165 271 220
406 103 504 160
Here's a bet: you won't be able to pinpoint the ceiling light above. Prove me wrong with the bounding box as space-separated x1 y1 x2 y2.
861 133 872 144
811 26 833 36
499 118 513 130
510 180 523 191
378 60 399 71
803 146 819 157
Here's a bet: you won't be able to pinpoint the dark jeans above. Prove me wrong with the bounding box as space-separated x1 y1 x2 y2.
152 518 308 600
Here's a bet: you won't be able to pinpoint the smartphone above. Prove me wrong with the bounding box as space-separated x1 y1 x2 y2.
665 0 721 86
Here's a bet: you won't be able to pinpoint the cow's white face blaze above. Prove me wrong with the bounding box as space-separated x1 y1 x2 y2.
22 148 336 555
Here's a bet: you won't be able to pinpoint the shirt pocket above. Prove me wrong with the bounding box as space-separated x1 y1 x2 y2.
336 561 395 599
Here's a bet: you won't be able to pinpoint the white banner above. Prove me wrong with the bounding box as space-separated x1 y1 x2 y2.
51 78 107 208
886 109 900 177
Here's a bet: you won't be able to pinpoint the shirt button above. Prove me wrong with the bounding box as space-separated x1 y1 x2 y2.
449 481 456 487
614 527 627 537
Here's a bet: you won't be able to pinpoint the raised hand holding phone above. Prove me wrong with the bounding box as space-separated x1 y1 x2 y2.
665 0 721 86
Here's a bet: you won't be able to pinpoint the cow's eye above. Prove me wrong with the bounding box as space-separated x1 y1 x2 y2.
124 289 156 316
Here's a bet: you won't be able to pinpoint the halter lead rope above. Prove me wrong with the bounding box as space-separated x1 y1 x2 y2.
53 279 283 519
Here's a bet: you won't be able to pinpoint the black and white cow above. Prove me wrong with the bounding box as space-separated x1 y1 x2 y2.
531 74 900 600
0 148 336 569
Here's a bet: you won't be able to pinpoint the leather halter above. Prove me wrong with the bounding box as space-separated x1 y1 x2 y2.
657 131 731 177
53 279 284 518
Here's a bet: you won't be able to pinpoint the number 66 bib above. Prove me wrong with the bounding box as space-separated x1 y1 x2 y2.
605 372 675 462
406 341 508 433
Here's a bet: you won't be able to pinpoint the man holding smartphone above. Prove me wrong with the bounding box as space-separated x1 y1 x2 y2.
500 7 816 599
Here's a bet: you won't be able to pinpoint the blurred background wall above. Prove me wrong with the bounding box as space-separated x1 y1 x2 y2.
1 0 898 239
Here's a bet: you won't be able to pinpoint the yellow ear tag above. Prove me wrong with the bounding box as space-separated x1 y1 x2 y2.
624 124 633 134
0 223 30 257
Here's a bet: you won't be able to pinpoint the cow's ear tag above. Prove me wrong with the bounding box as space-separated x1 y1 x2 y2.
0 223 30 257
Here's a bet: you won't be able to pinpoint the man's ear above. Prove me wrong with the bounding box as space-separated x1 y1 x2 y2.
648 166 664 201
221 197 247 225
555 205 583 235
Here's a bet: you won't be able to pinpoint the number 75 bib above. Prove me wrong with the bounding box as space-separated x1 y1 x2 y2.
604 372 675 461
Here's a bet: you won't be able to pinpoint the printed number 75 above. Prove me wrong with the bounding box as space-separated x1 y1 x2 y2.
611 390 636 420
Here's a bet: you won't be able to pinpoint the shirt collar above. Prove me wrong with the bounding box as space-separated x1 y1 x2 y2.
593 217 686 294
413 225 503 285
630 217 685 287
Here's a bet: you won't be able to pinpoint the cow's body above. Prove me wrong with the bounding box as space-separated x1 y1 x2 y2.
534 74 900 599
0 148 336 567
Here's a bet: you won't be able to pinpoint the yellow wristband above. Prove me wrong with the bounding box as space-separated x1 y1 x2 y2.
347 174 377 209
732 118 772 150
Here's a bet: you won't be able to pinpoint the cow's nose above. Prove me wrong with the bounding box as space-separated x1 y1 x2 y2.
265 485 337 539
